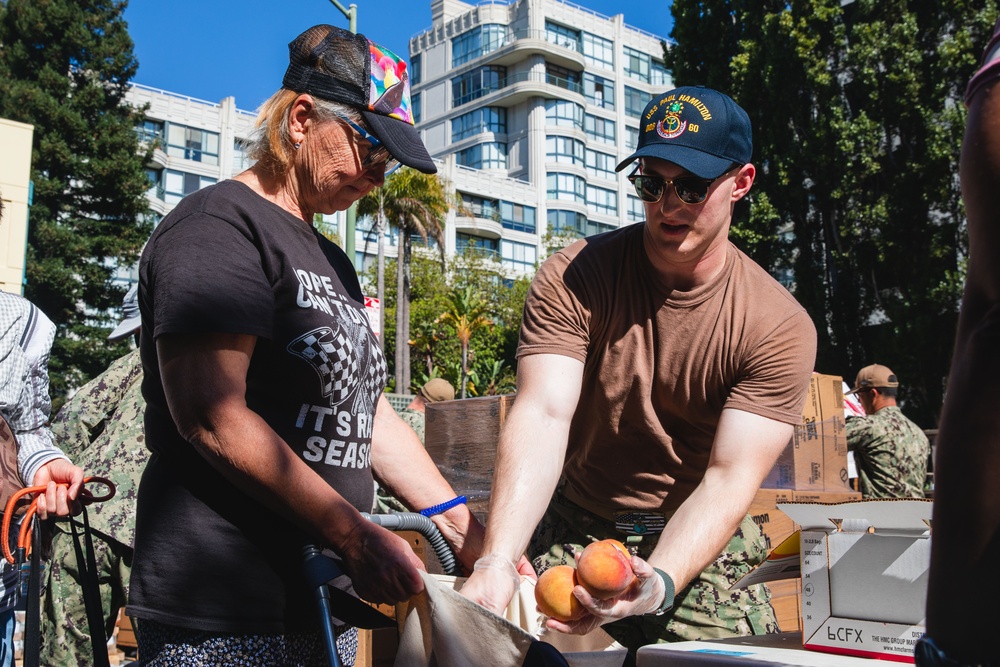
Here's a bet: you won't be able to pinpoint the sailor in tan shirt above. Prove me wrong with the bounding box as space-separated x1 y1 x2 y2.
461 86 817 654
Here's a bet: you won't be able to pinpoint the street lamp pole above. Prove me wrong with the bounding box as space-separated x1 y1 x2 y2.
329 1 358 263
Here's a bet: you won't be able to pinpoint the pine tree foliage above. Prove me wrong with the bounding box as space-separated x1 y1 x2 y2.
664 0 997 425
0 0 153 398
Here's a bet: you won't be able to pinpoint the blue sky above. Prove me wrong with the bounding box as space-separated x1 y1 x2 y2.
123 0 674 113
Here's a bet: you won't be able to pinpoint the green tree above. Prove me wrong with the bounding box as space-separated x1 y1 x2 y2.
438 286 493 399
665 0 995 425
358 168 449 394
0 0 152 397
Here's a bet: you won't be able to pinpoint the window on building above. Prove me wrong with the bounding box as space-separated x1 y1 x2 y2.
546 172 586 203
501 239 538 272
651 59 670 87
137 119 164 145
460 192 500 220
623 46 651 82
163 169 217 205
452 24 508 67
583 73 614 110
452 107 507 142
546 136 585 167
545 63 581 94
547 209 587 238
457 142 508 170
625 86 647 118
411 53 422 85
625 125 639 152
587 185 618 216
145 168 164 200
165 123 220 165
584 114 616 145
452 66 506 106
582 32 614 69
413 92 422 124
456 232 500 258
545 21 580 52
585 149 616 180
232 139 253 174
545 100 584 130
500 201 536 233
627 195 645 223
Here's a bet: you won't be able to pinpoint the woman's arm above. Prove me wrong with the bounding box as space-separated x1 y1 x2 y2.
157 331 426 605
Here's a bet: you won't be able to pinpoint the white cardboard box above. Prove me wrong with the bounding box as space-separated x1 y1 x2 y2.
636 632 876 666
734 499 932 663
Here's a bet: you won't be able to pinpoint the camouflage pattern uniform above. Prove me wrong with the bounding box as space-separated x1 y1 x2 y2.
846 406 930 499
530 492 777 655
41 348 146 666
397 407 425 444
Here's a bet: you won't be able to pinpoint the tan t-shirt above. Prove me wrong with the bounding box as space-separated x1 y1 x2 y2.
518 225 817 514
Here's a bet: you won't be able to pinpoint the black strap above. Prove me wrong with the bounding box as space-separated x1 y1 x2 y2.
69 507 111 667
22 517 41 667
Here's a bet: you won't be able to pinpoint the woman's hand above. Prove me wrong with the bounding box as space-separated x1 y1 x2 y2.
338 519 427 605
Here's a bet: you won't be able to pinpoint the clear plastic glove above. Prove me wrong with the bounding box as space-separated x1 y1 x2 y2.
459 553 535 615
544 554 668 635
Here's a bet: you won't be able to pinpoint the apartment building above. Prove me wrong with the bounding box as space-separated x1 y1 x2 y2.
410 0 671 275
124 0 671 280
122 84 348 282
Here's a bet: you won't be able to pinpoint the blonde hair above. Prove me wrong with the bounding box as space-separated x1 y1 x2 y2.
244 89 365 177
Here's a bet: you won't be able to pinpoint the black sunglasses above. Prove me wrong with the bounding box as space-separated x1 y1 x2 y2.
627 164 740 205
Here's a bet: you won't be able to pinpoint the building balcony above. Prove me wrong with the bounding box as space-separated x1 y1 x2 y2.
454 71 585 110
486 30 586 70
148 147 168 169
454 213 503 239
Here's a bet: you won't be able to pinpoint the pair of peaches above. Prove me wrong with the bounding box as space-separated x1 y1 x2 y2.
533 539 635 621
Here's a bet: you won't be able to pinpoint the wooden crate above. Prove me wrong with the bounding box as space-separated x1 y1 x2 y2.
424 394 516 522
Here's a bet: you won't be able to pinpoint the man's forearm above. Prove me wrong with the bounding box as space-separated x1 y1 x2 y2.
481 403 569 563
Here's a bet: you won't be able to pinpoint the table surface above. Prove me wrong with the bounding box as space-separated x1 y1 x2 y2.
636 632 889 666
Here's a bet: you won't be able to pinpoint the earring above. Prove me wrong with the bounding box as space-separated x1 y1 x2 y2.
293 142 301 150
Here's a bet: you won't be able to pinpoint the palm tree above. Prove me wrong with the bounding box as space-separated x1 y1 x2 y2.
358 168 449 393
438 286 493 399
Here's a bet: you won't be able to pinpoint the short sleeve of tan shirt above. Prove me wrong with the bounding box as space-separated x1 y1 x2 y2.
518 226 817 510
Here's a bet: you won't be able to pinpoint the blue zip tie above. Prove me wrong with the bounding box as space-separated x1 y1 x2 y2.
418 495 467 517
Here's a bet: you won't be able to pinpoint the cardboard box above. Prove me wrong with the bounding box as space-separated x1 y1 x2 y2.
748 488 860 634
424 394 516 522
636 632 876 665
738 499 932 662
763 374 850 492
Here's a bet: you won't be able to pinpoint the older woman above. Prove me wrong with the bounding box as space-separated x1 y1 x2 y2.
127 25 483 666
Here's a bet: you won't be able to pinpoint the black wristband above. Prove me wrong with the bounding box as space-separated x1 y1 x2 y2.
648 567 675 616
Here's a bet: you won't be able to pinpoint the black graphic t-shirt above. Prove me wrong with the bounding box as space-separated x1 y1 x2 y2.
129 180 387 633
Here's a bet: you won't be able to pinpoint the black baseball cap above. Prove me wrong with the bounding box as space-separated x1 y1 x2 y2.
616 86 752 179
282 24 435 174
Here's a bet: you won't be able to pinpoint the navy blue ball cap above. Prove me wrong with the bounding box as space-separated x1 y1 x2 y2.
615 86 753 178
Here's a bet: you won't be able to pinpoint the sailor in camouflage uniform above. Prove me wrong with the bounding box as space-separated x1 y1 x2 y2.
845 364 930 499
373 378 455 514
41 286 146 666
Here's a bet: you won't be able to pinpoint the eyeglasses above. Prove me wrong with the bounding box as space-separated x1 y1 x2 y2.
335 113 401 176
627 164 738 205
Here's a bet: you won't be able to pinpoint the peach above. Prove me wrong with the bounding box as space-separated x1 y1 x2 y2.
534 565 585 621
576 539 636 600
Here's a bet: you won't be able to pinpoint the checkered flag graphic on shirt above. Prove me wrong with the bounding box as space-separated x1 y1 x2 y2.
288 318 386 416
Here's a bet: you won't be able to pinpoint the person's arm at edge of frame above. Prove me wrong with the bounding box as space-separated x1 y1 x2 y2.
157 331 426 606
459 353 584 614
922 65 1000 662
369 393 487 573
15 306 83 520
550 408 794 635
